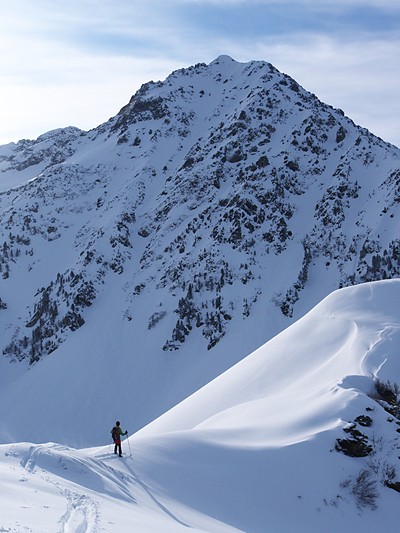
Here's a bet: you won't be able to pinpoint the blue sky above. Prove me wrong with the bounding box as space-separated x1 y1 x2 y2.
1 0 399 146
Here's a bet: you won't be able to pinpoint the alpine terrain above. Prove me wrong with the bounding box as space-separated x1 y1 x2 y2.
0 55 399 447
2 280 400 532
1 55 400 532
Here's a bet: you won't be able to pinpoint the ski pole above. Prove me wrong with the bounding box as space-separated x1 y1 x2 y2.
110 435 114 454
126 433 132 457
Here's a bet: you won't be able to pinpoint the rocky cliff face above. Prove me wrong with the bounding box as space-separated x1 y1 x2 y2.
0 55 399 372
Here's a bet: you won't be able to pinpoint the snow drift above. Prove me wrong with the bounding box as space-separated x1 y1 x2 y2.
2 280 400 532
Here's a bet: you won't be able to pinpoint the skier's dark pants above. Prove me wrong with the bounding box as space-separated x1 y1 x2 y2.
114 442 122 456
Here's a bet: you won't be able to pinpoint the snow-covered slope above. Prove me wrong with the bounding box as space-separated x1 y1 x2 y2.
2 280 400 532
0 56 399 445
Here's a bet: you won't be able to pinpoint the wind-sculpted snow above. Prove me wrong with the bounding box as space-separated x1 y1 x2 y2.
0 56 399 444
1 280 400 531
128 280 400 531
136 280 400 440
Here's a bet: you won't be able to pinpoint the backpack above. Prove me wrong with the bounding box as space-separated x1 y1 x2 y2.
111 426 118 442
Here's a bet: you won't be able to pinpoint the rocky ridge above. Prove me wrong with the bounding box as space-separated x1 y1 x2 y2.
0 55 399 373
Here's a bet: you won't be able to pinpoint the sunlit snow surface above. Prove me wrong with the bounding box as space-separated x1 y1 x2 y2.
1 56 399 450
1 280 400 532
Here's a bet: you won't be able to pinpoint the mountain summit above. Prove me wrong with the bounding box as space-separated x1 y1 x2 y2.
0 57 399 445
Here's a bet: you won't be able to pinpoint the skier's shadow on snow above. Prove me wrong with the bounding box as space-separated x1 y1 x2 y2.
123 459 191 528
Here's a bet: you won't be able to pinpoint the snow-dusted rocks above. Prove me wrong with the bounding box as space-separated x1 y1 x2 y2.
0 56 399 442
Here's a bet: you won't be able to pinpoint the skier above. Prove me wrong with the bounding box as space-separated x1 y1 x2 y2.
111 420 128 457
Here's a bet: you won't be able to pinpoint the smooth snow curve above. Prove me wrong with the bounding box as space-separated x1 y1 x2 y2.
4 281 399 532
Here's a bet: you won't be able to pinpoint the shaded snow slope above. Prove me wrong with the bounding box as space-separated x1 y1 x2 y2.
130 280 400 532
138 279 400 441
1 280 400 532
0 56 399 447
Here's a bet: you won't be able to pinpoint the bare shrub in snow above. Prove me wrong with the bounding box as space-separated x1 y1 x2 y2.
351 469 378 510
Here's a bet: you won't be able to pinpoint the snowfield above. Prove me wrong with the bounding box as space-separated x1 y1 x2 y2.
1 56 400 531
0 55 399 450
2 279 400 532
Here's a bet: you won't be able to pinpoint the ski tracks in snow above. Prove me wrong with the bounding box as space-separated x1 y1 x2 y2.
12 443 191 531
19 444 100 533
56 488 99 533
95 451 191 529
122 458 191 529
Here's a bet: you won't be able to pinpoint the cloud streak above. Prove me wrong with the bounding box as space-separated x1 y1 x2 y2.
0 0 398 147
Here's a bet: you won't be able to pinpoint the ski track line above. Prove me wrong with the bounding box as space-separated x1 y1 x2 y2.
56 486 100 533
18 444 190 531
19 445 100 533
122 459 191 529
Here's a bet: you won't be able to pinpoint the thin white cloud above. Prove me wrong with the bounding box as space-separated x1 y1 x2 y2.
175 0 399 6
0 52 181 144
0 1 184 143
0 0 398 147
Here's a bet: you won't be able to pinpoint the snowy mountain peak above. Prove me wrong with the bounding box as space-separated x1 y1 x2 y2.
1 56 400 531
0 56 399 445
211 54 235 64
